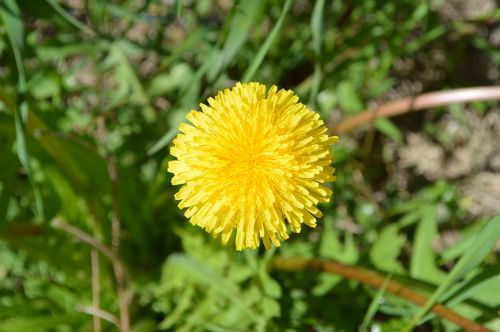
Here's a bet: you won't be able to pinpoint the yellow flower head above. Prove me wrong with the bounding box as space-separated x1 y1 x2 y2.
168 82 339 250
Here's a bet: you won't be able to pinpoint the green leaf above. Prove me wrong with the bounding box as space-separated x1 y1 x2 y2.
370 225 406 273
27 73 61 101
258 265 281 299
162 254 259 322
314 218 358 295
404 1 429 30
410 205 445 284
374 118 403 144
159 286 195 330
318 218 358 264
411 216 500 326
336 81 364 114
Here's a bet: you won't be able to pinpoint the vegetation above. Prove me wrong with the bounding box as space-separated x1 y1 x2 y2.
0 0 499 331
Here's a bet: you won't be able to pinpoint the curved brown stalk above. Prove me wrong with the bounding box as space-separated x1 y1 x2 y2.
272 257 490 332
330 86 500 135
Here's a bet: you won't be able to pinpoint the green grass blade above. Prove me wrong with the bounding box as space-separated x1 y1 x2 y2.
175 0 183 17
45 0 95 35
409 216 500 328
241 0 293 82
311 0 324 56
309 0 324 106
1 0 44 219
446 266 500 307
208 0 264 81
0 0 25 92
359 273 392 332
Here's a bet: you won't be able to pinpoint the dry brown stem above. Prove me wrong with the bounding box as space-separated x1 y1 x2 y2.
272 257 491 332
331 86 500 135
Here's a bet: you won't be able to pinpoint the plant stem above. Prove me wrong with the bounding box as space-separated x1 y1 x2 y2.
330 86 500 135
52 219 114 260
107 157 131 332
76 305 120 327
91 249 101 332
52 218 129 331
272 257 491 332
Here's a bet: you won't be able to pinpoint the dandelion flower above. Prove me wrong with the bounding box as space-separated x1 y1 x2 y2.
168 82 339 250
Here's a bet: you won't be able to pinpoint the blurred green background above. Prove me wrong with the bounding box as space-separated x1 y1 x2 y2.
0 0 499 331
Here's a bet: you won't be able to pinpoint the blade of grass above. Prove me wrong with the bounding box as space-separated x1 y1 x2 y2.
0 0 44 219
407 216 500 330
207 0 264 81
45 0 95 35
0 0 25 116
309 0 324 106
311 0 324 56
175 0 182 18
359 273 393 332
446 266 500 307
241 0 293 82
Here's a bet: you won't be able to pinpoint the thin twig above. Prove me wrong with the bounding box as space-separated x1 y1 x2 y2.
95 116 131 332
107 156 131 332
52 219 114 261
51 219 128 330
272 257 491 332
76 305 120 327
91 249 101 332
330 86 500 135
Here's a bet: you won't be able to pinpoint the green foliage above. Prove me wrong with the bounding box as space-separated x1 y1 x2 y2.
0 0 499 331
